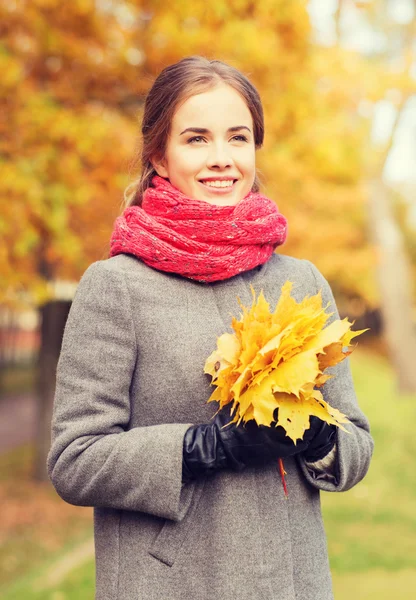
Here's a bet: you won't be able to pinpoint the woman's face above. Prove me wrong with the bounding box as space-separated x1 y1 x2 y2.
152 84 256 206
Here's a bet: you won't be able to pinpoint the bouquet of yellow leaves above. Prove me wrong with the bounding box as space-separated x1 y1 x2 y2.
204 281 366 457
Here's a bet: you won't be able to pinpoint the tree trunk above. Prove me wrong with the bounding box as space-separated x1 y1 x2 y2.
368 179 416 393
34 300 71 481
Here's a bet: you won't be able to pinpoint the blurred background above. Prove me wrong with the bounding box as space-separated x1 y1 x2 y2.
0 0 415 598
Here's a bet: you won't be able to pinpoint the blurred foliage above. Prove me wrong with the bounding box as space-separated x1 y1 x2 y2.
0 0 137 306
0 365 36 397
0 445 93 591
393 189 416 287
0 0 415 309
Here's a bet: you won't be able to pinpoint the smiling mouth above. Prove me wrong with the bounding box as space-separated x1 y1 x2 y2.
199 179 238 190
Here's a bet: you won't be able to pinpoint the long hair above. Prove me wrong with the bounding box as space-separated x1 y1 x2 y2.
125 56 265 207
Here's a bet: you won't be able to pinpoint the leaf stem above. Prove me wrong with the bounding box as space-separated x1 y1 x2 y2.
278 458 288 498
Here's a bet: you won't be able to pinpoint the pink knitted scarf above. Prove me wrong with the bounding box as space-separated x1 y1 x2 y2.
110 176 287 283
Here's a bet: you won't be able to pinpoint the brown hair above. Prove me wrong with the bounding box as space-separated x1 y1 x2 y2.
125 56 265 207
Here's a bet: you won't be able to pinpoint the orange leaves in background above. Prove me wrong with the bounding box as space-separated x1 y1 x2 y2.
205 283 366 443
1 0 395 310
0 0 137 305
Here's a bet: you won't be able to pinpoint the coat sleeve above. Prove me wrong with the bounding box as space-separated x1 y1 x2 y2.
47 261 195 522
296 260 374 492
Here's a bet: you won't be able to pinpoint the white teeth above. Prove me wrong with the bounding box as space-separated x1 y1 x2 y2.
201 180 234 188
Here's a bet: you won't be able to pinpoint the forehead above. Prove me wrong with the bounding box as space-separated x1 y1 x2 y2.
171 84 253 132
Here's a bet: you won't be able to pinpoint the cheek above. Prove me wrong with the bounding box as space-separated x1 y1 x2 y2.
239 162 255 187
241 151 256 190
172 149 206 176
238 145 255 167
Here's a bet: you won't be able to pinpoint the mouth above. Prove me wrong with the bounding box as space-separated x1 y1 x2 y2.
198 179 238 193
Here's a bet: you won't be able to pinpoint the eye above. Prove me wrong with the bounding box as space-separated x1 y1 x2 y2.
231 135 249 142
187 136 206 144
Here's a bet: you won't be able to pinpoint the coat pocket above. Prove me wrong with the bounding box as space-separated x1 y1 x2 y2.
149 478 205 567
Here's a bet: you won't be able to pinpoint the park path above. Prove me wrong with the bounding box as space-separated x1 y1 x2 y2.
34 537 95 592
0 393 96 593
0 393 36 453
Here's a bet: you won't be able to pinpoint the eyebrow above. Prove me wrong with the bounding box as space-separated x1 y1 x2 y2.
179 126 251 136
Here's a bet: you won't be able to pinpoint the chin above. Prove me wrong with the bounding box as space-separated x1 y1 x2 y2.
204 196 242 207
198 188 246 207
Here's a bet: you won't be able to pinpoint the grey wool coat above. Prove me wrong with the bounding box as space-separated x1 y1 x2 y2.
48 253 374 600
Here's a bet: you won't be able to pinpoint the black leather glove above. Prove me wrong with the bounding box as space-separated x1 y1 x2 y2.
301 420 337 462
182 408 329 483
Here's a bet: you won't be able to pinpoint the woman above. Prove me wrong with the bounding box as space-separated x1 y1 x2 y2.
48 56 374 600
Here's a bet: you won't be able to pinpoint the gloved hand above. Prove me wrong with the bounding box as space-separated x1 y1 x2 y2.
182 408 332 483
301 420 337 463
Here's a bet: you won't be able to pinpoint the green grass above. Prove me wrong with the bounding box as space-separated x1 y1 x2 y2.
0 445 93 596
1 350 416 599
332 570 416 600
2 558 95 600
324 349 416 598
0 364 36 397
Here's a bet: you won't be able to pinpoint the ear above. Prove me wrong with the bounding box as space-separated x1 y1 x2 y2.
151 155 169 178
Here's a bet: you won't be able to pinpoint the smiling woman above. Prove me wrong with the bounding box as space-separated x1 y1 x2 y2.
47 56 374 600
125 56 265 208
151 85 256 206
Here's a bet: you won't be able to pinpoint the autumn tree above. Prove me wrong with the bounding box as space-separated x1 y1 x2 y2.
0 0 138 479
1 0 379 321
331 0 416 392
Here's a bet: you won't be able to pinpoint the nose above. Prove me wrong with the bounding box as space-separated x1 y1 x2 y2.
206 142 233 169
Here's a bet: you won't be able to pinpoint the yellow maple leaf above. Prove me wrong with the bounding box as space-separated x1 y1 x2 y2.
205 333 241 379
204 283 367 443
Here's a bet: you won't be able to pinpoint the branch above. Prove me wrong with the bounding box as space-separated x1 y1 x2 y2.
377 5 416 172
377 95 411 173
334 0 344 45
